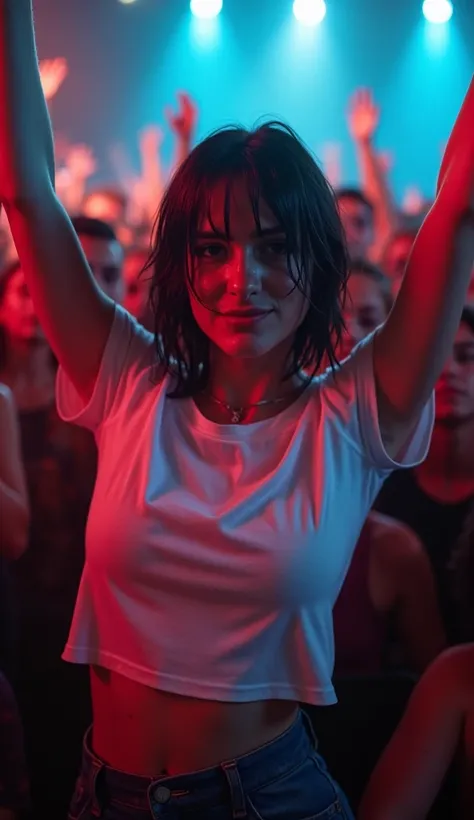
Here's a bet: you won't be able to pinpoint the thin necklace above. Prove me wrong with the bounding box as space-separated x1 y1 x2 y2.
205 388 302 424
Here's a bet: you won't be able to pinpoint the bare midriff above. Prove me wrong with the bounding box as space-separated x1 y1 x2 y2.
90 666 299 777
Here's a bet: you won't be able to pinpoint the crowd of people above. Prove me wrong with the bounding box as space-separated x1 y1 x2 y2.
0 5 473 819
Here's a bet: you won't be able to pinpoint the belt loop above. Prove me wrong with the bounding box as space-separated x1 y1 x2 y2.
301 708 319 751
90 759 105 818
221 760 247 819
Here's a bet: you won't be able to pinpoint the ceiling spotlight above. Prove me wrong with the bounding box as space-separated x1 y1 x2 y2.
190 0 223 19
293 0 327 26
422 0 454 24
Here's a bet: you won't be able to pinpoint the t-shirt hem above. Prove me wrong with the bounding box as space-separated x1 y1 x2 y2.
62 645 337 706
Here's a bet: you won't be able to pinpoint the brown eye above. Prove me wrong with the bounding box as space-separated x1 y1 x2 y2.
263 240 288 257
194 244 226 259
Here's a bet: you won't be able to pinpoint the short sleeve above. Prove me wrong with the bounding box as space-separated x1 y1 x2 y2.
56 304 156 431
320 331 435 471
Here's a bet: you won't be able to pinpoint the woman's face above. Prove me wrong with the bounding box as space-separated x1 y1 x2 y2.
340 273 388 357
0 267 44 346
435 321 474 424
188 178 309 362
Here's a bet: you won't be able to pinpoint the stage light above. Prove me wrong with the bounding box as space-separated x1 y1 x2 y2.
117 0 139 4
293 0 327 26
190 0 223 19
422 0 453 23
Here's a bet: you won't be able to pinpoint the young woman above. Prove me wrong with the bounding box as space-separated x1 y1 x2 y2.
0 5 473 819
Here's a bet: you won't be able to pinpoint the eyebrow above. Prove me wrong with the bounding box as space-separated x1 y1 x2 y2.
195 226 285 241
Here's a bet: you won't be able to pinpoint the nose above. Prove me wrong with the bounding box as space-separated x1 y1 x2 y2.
227 245 261 298
441 354 461 381
22 294 36 318
343 316 363 346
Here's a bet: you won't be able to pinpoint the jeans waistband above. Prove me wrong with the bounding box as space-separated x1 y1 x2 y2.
80 708 317 817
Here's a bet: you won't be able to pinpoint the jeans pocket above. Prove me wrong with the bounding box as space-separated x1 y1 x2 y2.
246 752 352 820
68 775 93 820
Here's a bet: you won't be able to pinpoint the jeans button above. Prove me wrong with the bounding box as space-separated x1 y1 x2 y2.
154 786 171 804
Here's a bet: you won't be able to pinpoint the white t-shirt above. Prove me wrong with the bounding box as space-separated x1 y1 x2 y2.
56 305 434 705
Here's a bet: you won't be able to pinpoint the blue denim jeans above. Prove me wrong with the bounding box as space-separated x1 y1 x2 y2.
68 710 354 819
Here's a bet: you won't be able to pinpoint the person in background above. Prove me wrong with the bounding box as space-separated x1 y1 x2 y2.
0 669 30 820
359 642 474 819
56 143 97 217
71 216 125 305
0 261 96 818
381 228 418 287
82 188 131 244
0 380 28 680
468 267 474 304
339 260 392 359
334 511 445 678
375 306 474 643
345 89 399 264
450 503 474 644
123 246 152 327
336 187 375 262
334 265 445 676
0 384 29 563
38 57 68 110
165 91 199 170
109 94 199 245
0 383 30 820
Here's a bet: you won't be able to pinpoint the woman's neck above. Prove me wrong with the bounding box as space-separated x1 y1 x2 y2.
415 419 474 503
207 345 299 409
197 345 305 424
1 342 56 411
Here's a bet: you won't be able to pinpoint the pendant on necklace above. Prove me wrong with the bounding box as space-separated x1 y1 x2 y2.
231 408 244 424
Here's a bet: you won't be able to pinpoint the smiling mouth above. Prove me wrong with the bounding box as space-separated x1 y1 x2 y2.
223 310 272 319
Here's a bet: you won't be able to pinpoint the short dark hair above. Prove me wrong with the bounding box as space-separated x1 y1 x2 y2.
336 187 374 214
71 216 117 242
349 259 393 314
461 304 474 334
147 121 349 398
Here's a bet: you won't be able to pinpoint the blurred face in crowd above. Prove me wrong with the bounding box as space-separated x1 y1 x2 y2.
383 232 415 282
78 233 125 305
340 271 389 358
189 177 309 362
337 195 374 261
435 319 474 425
0 267 45 348
124 249 150 321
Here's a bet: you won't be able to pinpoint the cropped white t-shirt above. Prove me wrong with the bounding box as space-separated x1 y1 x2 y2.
56 305 434 705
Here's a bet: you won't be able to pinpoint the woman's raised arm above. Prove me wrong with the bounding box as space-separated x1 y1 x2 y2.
373 78 474 459
0 0 115 401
